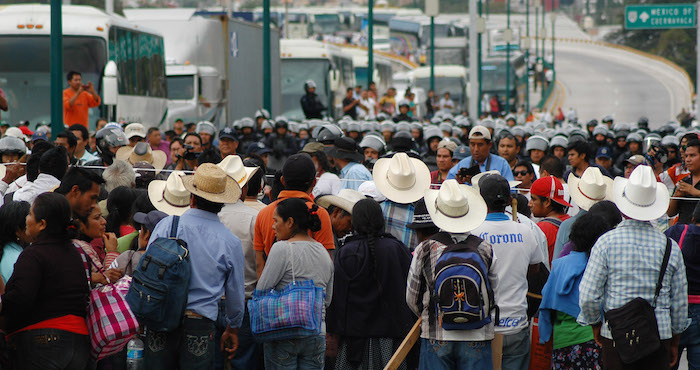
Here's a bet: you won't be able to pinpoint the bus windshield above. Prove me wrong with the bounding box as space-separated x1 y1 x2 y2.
415 76 464 105
0 35 106 124
281 59 330 120
167 75 195 100
481 62 515 92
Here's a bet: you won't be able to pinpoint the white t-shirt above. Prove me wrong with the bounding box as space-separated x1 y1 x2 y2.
312 171 341 198
358 97 376 120
439 97 455 112
472 216 545 335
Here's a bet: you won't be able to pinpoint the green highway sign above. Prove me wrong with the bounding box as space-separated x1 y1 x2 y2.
625 4 696 30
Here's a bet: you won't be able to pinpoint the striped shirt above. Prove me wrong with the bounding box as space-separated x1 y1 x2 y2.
405 234 499 341
578 219 690 340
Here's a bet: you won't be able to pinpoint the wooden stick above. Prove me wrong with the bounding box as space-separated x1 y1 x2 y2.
383 318 422 370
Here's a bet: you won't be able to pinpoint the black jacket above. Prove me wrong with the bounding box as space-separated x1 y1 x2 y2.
301 92 325 119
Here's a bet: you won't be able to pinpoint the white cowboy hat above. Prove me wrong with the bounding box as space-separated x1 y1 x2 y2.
613 165 669 221
424 179 487 233
148 171 191 216
217 155 258 187
567 167 614 211
373 152 431 204
182 163 241 204
471 170 521 193
116 142 167 173
316 189 367 214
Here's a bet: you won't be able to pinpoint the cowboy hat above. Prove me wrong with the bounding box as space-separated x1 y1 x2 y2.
471 170 521 193
116 142 167 173
613 165 669 221
182 163 241 204
567 167 614 211
217 155 258 187
328 137 364 163
373 152 431 204
316 189 367 214
424 179 487 233
148 171 191 216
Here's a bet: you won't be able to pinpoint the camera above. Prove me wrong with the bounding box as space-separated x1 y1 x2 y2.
178 145 201 161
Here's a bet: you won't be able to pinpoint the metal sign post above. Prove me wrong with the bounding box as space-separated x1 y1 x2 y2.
470 0 479 117
426 0 439 93
50 0 63 135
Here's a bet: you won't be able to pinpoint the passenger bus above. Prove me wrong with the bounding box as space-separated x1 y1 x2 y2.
280 39 354 120
481 51 527 110
410 65 468 114
389 16 451 62
0 4 167 129
341 47 393 92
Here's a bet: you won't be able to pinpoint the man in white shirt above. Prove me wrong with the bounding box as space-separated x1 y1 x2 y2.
12 146 69 205
357 89 376 120
439 92 455 113
472 174 545 370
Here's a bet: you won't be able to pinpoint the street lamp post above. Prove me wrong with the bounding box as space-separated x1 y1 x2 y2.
478 0 483 117
50 0 63 135
534 3 539 92
540 1 546 101
263 0 271 113
525 0 530 113
505 0 511 114
368 0 374 88
550 12 556 83
430 16 435 92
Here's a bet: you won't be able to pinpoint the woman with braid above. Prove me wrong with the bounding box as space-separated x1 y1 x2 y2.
327 198 417 370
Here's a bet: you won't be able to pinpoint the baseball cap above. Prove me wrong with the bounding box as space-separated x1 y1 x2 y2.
31 131 48 142
219 127 238 141
596 146 612 159
530 175 572 207
282 153 316 188
437 139 457 154
300 142 325 154
125 123 146 139
468 125 491 141
133 210 169 232
624 154 646 166
19 126 33 136
453 145 470 161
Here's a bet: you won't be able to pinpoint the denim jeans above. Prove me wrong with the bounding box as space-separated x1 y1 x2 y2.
263 335 325 370
501 328 531 370
10 329 89 370
214 299 262 370
677 303 700 370
419 338 493 370
144 316 216 370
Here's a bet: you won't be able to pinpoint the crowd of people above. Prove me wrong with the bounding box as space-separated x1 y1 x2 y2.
0 72 698 370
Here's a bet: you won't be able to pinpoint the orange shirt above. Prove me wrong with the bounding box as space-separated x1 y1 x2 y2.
254 190 335 256
63 88 101 127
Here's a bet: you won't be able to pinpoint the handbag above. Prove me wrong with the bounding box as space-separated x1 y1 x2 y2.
604 237 672 364
75 243 140 360
247 250 325 342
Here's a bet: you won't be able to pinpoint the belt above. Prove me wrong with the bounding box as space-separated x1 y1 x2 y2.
184 310 205 319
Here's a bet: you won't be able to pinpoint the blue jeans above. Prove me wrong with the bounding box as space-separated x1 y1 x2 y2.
214 299 261 370
263 335 325 370
10 329 89 370
419 338 493 370
679 303 700 370
144 316 216 370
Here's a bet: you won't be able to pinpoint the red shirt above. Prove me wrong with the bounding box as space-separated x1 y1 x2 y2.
536 214 571 264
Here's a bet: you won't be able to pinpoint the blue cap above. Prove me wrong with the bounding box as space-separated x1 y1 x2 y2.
453 145 471 161
596 146 612 159
219 127 238 141
247 142 271 156
31 131 48 142
133 210 168 232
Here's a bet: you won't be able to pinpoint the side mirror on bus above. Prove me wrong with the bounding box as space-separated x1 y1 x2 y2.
329 70 340 91
103 61 119 106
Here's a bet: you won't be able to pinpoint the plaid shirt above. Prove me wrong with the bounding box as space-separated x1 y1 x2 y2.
578 219 690 340
405 234 498 341
380 200 417 250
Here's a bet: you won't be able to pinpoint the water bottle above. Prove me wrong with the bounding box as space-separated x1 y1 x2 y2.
126 336 144 370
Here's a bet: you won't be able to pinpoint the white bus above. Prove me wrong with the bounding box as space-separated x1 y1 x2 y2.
410 65 468 114
0 4 167 128
341 47 393 93
280 39 354 120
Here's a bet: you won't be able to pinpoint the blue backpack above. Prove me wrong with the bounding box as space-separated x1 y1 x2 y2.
126 216 191 332
424 232 498 330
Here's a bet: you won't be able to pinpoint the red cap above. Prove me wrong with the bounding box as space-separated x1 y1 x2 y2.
19 126 34 136
530 176 572 207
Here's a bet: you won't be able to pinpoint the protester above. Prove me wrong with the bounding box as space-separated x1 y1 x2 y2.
75 204 123 286
0 200 30 283
257 198 334 369
63 71 101 128
2 193 90 369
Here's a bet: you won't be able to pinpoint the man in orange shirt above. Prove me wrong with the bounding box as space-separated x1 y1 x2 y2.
254 153 334 278
63 71 100 128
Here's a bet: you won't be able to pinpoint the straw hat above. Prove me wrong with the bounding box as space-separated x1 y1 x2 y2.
567 167 614 211
182 163 241 204
471 170 521 193
424 179 487 233
613 165 669 221
217 155 258 187
116 142 167 173
316 189 367 214
148 171 191 216
373 152 431 204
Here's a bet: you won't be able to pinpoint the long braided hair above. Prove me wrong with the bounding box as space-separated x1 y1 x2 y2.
351 199 386 288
